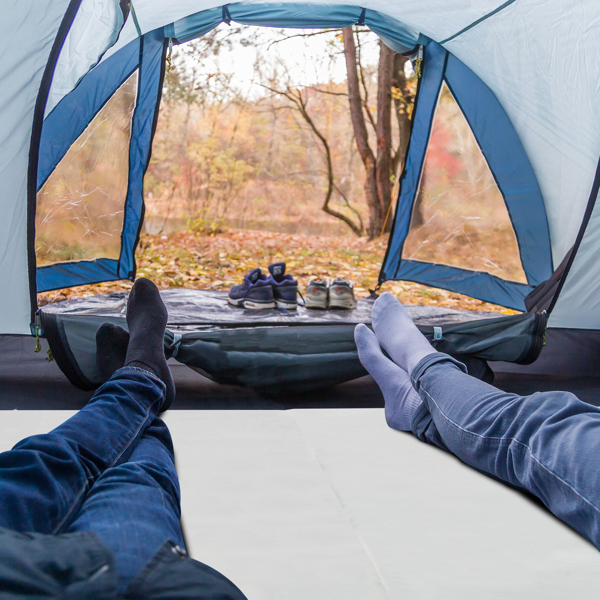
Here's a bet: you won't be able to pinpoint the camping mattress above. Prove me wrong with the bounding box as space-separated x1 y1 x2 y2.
2 408 598 599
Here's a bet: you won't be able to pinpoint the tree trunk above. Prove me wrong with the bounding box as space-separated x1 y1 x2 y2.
342 26 381 239
376 41 394 234
391 53 417 228
391 54 411 177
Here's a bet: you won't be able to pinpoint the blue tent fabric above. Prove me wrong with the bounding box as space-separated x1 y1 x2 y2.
36 30 164 292
37 37 141 190
380 39 553 308
379 41 447 283
167 3 420 53
117 29 165 280
37 259 120 292
393 260 533 311
444 53 553 286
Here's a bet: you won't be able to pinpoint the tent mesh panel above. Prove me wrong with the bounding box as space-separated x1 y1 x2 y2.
35 71 139 266
402 83 527 284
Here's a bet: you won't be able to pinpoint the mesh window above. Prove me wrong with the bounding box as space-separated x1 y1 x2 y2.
36 71 138 266
402 83 526 284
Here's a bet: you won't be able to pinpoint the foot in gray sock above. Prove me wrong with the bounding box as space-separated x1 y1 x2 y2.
96 323 129 382
371 292 436 374
355 323 422 431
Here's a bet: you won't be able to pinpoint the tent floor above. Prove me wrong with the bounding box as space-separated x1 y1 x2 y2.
1 333 600 409
1 408 598 598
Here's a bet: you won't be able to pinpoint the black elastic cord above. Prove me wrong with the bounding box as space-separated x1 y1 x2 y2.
119 0 130 22
356 8 366 26
222 5 232 25
547 154 600 314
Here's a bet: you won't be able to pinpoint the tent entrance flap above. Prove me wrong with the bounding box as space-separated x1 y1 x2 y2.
33 4 423 297
36 71 139 267
40 290 546 395
380 41 553 311
401 82 527 284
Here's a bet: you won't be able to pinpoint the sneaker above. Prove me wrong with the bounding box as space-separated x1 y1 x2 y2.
328 277 357 309
228 268 275 309
267 262 298 310
305 278 329 309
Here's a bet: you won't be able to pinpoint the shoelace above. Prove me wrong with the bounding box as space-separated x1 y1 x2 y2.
297 289 306 307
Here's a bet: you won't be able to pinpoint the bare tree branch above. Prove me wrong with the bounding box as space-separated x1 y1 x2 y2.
312 88 348 97
261 82 363 236
266 29 344 50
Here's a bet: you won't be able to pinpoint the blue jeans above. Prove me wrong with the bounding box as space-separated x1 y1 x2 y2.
410 353 600 549
0 367 185 591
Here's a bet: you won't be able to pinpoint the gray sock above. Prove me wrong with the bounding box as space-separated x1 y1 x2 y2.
355 324 423 431
371 292 437 375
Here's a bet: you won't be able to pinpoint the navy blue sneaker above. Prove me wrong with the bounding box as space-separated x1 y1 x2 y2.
228 268 275 309
267 262 298 310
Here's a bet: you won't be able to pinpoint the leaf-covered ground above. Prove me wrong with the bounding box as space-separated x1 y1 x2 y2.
38 229 519 315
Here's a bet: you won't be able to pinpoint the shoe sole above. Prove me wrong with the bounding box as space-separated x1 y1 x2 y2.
275 299 298 310
243 299 276 310
328 297 357 309
305 297 327 310
228 296 244 307
228 296 276 309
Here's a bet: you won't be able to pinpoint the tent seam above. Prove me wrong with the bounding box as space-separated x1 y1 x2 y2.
440 0 517 45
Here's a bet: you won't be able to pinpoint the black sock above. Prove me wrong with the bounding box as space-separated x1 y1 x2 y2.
96 323 130 382
124 278 175 410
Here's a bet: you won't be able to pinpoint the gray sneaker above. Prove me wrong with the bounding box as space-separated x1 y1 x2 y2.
305 278 329 309
328 277 357 309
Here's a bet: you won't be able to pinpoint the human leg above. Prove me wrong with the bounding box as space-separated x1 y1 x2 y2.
66 417 185 592
410 352 600 548
0 278 173 535
360 293 600 549
355 323 423 431
0 368 165 535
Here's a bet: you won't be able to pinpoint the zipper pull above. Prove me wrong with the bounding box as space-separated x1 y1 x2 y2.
166 38 173 72
414 46 424 79
34 312 42 353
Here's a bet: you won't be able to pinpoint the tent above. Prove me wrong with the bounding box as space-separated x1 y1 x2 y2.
2 0 600 343
0 0 600 356
3 2 600 595
2 0 599 390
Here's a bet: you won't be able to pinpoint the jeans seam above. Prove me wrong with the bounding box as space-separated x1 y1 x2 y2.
52 481 90 534
421 387 600 519
52 401 154 534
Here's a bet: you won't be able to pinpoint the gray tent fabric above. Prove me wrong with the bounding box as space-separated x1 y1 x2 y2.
40 290 546 395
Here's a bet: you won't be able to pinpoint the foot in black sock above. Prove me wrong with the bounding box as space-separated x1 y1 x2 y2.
96 323 130 382
125 278 175 411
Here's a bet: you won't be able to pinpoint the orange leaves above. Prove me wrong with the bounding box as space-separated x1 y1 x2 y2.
37 229 518 316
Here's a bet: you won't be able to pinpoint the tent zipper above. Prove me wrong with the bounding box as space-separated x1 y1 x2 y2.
413 45 424 78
